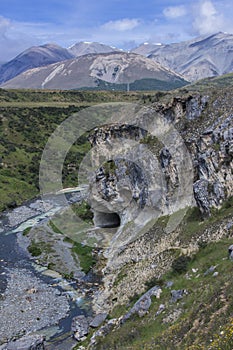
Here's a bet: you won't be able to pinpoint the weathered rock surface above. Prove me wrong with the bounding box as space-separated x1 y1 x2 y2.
170 289 188 303
0 334 45 350
71 315 91 341
90 313 108 328
122 286 162 322
88 88 232 314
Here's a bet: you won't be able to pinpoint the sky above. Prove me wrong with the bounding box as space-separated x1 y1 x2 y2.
0 0 233 62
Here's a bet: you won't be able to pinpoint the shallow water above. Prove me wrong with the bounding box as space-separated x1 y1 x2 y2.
0 191 92 347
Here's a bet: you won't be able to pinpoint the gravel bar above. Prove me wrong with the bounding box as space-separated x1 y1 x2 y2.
0 268 70 343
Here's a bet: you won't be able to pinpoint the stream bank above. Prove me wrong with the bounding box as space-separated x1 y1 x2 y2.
0 192 98 349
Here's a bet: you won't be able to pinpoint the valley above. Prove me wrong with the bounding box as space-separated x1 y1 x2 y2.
0 71 232 349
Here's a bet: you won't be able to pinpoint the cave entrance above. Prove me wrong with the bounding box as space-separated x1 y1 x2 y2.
94 211 121 228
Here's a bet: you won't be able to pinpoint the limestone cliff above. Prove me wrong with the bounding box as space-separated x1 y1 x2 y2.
87 87 232 313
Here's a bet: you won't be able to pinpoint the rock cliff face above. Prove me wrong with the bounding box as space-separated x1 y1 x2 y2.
87 87 233 313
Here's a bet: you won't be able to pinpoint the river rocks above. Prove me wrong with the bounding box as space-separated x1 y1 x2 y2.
71 312 109 341
71 315 90 341
0 268 70 343
0 334 45 350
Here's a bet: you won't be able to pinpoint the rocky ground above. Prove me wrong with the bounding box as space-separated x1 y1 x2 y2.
0 268 70 345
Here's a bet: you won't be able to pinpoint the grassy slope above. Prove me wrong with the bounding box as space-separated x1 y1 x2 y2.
79 77 188 91
93 199 233 350
182 72 233 91
0 89 146 211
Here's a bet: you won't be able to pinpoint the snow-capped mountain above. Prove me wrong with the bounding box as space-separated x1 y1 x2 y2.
68 41 120 57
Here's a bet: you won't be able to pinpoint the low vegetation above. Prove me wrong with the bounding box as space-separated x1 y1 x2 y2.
0 89 146 211
94 239 233 349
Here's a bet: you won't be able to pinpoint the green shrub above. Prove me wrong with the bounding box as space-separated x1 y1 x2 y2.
28 241 42 256
171 255 191 274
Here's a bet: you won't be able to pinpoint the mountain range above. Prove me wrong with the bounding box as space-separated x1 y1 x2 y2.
1 52 186 90
0 32 233 90
132 32 233 82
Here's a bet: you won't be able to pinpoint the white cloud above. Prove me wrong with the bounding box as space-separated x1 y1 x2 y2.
192 0 224 35
0 16 11 35
102 18 140 31
0 16 40 61
163 6 187 19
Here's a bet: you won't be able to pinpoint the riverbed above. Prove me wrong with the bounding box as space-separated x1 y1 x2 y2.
0 192 93 349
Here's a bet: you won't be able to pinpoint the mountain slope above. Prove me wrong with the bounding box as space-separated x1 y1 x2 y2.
0 43 74 84
1 52 188 90
68 41 120 57
132 32 233 81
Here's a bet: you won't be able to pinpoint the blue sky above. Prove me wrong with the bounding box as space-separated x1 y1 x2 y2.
0 0 233 61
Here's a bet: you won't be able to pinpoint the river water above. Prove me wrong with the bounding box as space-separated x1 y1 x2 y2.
0 191 93 349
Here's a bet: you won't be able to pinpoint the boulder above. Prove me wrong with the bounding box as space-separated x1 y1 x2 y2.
170 289 188 303
228 244 233 260
122 286 162 322
71 315 90 341
90 313 108 328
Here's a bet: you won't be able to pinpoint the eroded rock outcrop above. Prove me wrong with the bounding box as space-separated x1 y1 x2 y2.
87 89 232 314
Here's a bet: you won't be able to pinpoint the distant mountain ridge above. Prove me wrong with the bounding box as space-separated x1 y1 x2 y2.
132 32 233 81
0 32 233 89
1 52 187 90
0 43 74 84
68 41 120 57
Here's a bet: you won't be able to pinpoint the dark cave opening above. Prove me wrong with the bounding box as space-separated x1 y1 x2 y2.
94 211 121 228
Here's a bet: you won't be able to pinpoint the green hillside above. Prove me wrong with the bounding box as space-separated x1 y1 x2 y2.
0 89 145 211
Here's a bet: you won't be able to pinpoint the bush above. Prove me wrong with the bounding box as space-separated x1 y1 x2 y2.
28 241 42 256
171 255 191 274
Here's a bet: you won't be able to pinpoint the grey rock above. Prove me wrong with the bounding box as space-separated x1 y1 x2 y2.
228 245 233 260
71 315 90 341
68 42 119 57
204 265 216 276
160 148 172 168
170 289 188 303
193 179 210 216
166 281 174 288
122 286 162 321
186 96 207 120
0 334 45 350
155 303 165 316
90 313 108 328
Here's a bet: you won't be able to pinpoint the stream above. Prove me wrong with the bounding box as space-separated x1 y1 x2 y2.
0 190 94 349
